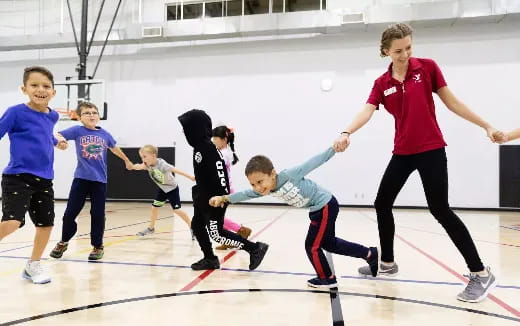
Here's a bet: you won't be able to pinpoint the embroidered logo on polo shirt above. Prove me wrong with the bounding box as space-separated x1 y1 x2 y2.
384 86 397 96
413 73 422 83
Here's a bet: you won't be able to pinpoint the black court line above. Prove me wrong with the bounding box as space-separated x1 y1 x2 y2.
2 288 519 325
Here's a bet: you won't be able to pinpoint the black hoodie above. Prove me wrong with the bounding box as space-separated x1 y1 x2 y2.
178 109 230 205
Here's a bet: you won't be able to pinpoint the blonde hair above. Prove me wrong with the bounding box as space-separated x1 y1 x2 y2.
139 144 158 155
380 23 413 57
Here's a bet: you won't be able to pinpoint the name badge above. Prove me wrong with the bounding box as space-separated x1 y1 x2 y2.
384 86 397 96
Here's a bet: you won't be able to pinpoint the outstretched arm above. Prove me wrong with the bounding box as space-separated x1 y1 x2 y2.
437 86 498 142
495 128 520 143
109 146 133 170
508 129 520 142
333 103 376 152
172 167 195 182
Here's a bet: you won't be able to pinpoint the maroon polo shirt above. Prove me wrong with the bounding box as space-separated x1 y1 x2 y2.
367 57 448 155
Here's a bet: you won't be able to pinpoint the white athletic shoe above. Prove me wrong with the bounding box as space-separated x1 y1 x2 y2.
22 260 51 284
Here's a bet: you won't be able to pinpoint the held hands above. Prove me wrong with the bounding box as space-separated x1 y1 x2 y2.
485 127 501 143
124 160 134 170
209 196 226 208
333 133 350 153
55 134 68 150
492 130 508 144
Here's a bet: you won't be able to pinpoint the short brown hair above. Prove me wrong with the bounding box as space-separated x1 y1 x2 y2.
75 101 99 116
245 155 274 176
380 23 413 57
23 66 54 87
139 144 158 156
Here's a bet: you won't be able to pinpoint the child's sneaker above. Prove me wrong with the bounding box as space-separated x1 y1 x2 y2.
249 242 269 270
22 260 51 284
191 257 220 270
88 246 104 260
49 241 68 259
457 266 497 303
366 247 380 277
237 225 252 239
136 227 155 237
216 243 233 250
307 276 338 289
359 261 398 277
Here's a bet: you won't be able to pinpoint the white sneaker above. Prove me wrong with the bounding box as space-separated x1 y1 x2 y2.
22 260 51 284
136 227 155 237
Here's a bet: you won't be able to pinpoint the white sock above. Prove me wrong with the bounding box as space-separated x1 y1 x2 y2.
475 270 489 277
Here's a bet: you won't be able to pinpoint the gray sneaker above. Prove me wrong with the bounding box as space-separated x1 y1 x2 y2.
137 227 155 237
457 266 497 303
359 262 398 277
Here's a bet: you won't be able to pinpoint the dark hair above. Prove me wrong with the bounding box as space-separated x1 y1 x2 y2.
380 23 413 57
245 155 274 176
23 66 55 87
75 101 99 116
212 125 239 165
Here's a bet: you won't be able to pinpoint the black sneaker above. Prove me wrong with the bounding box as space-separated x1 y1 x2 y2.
366 246 380 277
191 257 220 270
249 242 269 271
307 276 338 289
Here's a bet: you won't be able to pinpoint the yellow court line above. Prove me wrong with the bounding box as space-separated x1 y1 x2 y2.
0 227 175 279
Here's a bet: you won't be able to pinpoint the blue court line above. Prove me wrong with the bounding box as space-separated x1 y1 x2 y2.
1 254 519 290
501 225 520 232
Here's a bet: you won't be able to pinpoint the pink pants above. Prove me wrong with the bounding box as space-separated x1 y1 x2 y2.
223 217 240 232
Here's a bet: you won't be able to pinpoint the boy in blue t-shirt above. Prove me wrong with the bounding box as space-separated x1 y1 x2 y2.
210 147 380 288
49 102 132 261
0 66 67 284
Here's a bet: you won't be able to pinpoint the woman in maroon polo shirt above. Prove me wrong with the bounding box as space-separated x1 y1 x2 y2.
333 23 499 303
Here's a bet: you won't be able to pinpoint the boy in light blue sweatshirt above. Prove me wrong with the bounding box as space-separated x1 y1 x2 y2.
210 147 380 288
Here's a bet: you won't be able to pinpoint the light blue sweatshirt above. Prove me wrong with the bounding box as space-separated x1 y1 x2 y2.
229 147 335 212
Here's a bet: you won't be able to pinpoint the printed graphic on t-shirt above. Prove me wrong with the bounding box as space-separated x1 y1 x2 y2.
195 152 202 163
80 135 106 160
272 181 310 207
150 168 165 184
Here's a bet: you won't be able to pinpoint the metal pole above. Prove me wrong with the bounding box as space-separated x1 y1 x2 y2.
77 0 89 101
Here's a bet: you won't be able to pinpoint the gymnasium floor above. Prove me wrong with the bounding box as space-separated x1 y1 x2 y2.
0 202 519 325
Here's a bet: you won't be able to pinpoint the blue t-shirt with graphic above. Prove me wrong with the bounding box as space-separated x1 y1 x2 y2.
60 125 116 183
229 147 335 212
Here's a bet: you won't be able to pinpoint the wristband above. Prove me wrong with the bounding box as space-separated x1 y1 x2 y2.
341 131 351 136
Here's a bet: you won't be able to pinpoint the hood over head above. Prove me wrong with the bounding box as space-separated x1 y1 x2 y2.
178 109 212 147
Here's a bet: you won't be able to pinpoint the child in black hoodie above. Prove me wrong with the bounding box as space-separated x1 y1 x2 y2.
178 109 269 270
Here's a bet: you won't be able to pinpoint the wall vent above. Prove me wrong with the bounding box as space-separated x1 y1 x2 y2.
142 26 163 38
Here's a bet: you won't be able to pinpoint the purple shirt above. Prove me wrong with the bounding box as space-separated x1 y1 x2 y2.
0 103 59 179
60 125 116 183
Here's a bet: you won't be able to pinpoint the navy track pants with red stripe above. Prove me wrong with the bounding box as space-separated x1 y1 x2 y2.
305 196 370 279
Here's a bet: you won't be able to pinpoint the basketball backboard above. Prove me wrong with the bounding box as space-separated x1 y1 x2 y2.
53 79 107 121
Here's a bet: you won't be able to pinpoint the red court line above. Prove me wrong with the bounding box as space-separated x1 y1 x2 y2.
395 234 520 318
179 210 288 292
361 213 520 317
